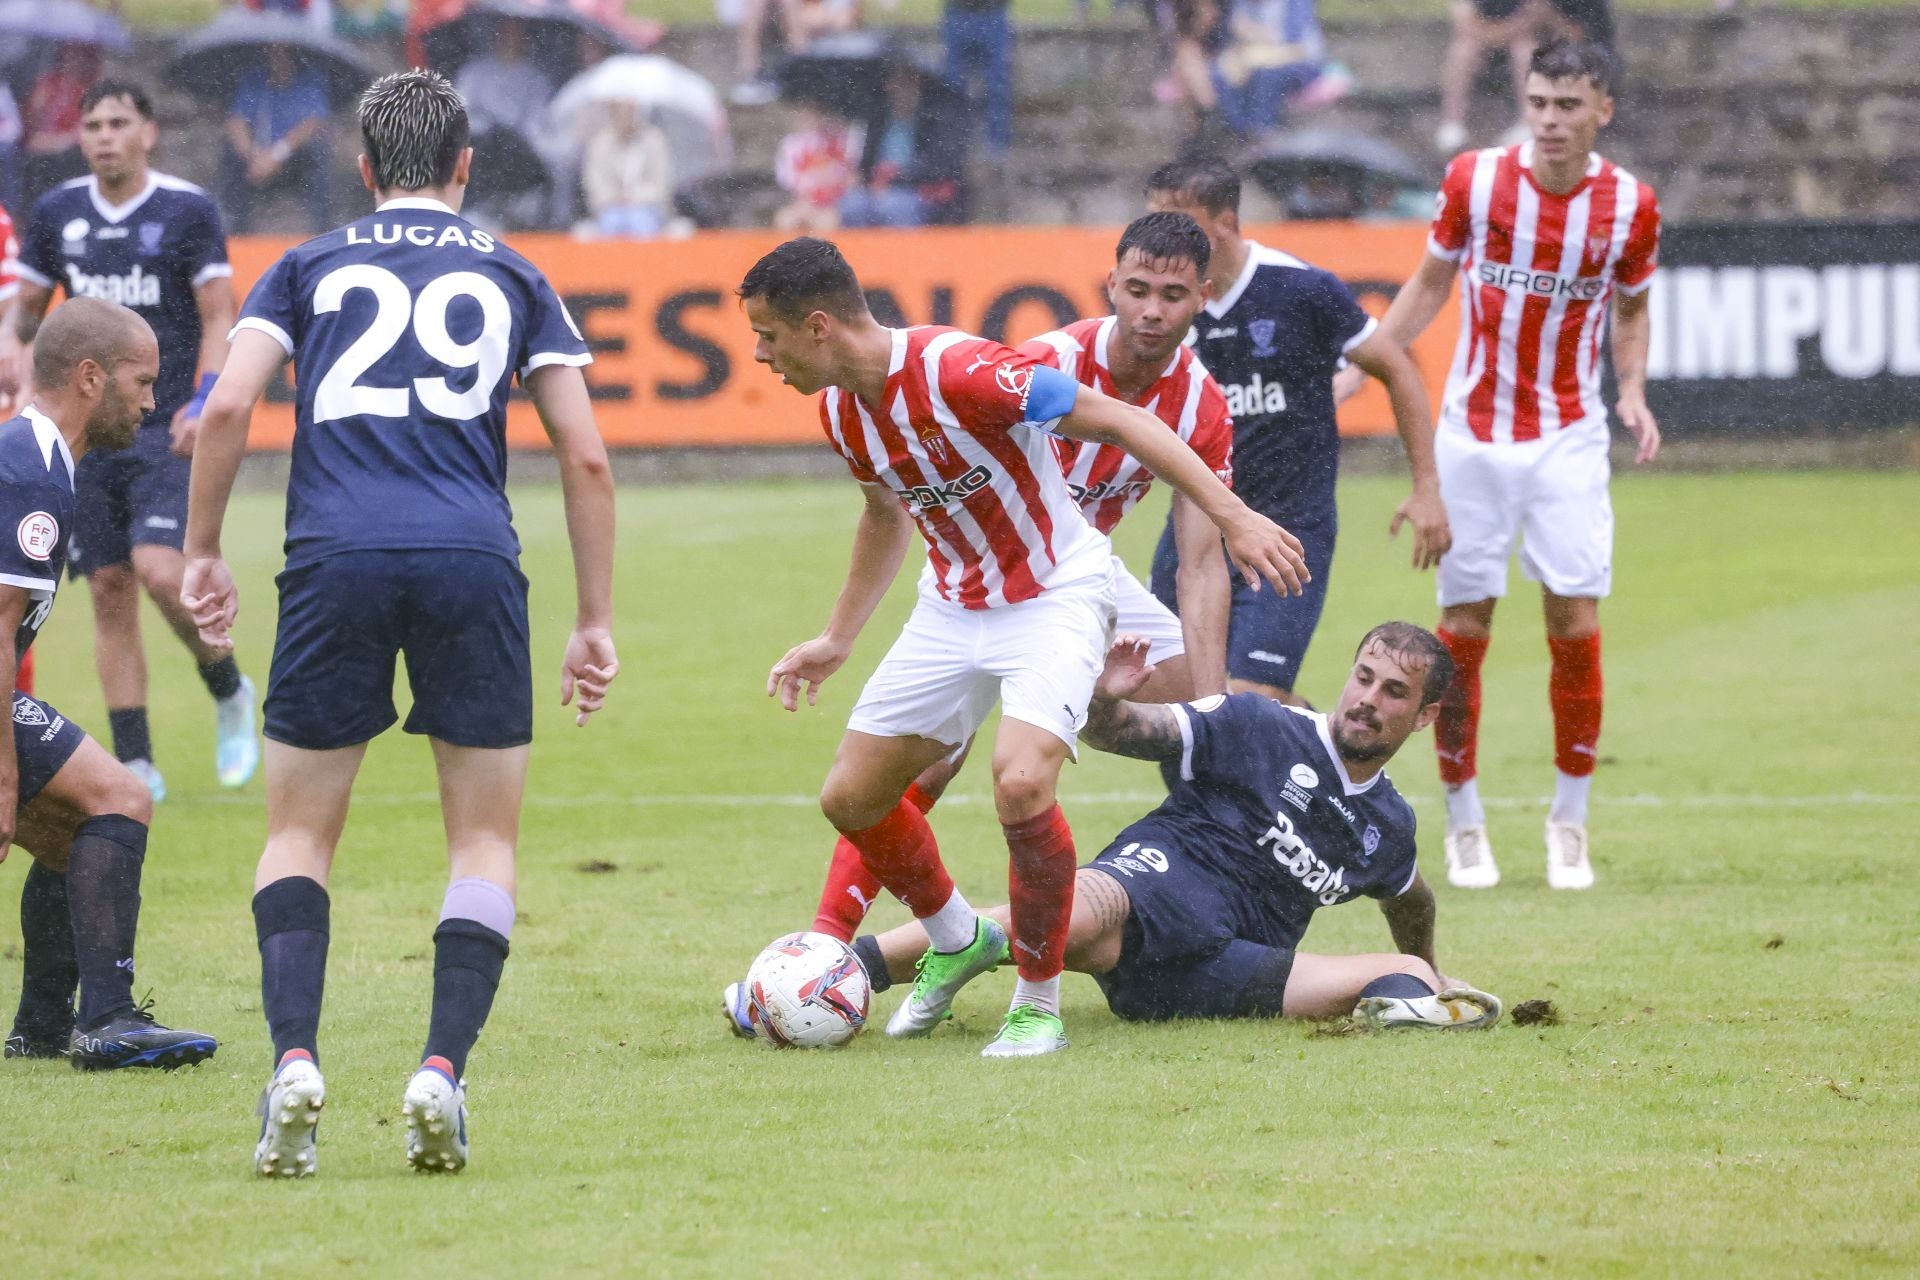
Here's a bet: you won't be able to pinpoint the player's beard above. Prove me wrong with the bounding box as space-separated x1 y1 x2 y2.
1330 715 1393 764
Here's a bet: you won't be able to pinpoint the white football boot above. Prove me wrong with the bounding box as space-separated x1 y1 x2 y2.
721 981 759 1040
1545 820 1595 890
254 1055 325 1178
403 1063 469 1173
215 675 260 788
1355 986 1504 1031
1444 825 1500 889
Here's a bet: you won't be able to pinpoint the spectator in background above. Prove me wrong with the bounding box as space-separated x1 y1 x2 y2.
220 45 333 234
1208 0 1350 142
942 0 1012 162
0 84 20 213
840 58 968 228
581 101 673 239
731 0 864 108
773 102 853 232
21 44 100 208
455 17 555 138
1434 0 1614 153
334 0 405 42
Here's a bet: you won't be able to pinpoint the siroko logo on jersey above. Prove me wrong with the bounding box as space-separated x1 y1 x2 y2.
1256 809 1352 907
65 263 161 307
1223 373 1287 418
895 463 992 511
1476 261 1607 301
1068 477 1151 505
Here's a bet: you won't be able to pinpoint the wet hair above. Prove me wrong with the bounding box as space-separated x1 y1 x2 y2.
1115 211 1211 279
358 70 471 192
1144 156 1240 217
1529 38 1619 97
1354 622 1455 707
32 297 151 389
737 237 870 323
80 80 153 120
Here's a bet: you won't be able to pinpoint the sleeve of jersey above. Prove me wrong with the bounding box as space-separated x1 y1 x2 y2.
1374 817 1421 899
1426 155 1474 263
183 198 233 290
519 275 593 379
0 480 64 591
1191 377 1234 487
0 212 17 304
1316 271 1379 358
938 341 1077 434
818 395 878 484
1167 693 1255 784
1613 185 1662 296
14 204 56 291
229 253 298 356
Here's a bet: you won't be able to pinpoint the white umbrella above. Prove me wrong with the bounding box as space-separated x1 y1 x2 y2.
550 54 729 184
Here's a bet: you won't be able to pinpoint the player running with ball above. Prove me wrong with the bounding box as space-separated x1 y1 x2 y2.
1347 38 1660 890
739 237 1304 1057
184 71 618 1176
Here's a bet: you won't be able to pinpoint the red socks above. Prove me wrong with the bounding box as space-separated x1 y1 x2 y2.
835 787 953 920
1003 805 1076 982
812 783 937 940
1547 631 1603 777
1434 628 1489 787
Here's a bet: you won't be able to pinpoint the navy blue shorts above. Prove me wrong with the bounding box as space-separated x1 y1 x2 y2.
1086 823 1296 1022
265 550 533 752
1152 515 1335 693
69 429 190 575
12 691 87 808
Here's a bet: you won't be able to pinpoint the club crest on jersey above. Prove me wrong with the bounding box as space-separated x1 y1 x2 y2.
16 511 57 561
912 421 952 464
12 695 48 727
1361 824 1381 863
139 222 164 256
1249 318 1279 358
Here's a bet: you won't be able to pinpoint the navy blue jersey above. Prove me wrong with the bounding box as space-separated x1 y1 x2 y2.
17 174 230 424
234 197 591 568
1148 693 1419 948
0 408 77 657
1186 242 1375 527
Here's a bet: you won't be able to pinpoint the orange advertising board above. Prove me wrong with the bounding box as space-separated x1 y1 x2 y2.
226 222 1458 449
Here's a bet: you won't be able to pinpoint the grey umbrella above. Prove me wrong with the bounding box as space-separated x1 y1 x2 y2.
168 10 377 110
0 1 130 54
421 0 632 82
1243 128 1432 219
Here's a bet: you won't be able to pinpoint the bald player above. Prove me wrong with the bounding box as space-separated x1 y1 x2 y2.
2 298 217 1069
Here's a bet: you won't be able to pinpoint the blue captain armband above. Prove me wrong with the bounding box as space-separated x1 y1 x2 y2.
1022 363 1081 431
180 371 218 422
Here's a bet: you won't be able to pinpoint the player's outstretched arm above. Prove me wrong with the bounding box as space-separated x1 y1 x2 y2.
1079 636 1186 762
525 363 619 726
1345 330 1451 570
1169 494 1230 696
1375 253 1458 352
1611 289 1660 465
768 482 911 712
182 328 288 652
1056 385 1308 597
1379 870 1440 975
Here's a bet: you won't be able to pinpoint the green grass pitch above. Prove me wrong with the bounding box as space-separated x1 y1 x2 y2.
1 467 1916 1277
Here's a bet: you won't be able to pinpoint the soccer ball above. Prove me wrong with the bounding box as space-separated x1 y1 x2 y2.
744 931 871 1049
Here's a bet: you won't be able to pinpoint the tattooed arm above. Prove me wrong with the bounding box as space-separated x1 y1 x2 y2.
1079 636 1187 762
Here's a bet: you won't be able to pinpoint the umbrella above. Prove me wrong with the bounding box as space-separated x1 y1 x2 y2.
419 0 635 82
550 55 730 185
776 33 948 126
1242 128 1431 219
168 10 377 110
0 1 130 55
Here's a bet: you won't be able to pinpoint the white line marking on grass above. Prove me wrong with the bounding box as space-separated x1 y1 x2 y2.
205 790 1920 809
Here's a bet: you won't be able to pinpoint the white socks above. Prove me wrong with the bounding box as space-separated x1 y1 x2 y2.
1551 770 1592 825
1444 778 1485 830
1012 976 1060 1016
921 890 978 954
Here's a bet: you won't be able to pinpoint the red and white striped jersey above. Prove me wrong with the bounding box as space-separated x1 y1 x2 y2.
0 205 17 306
820 325 1108 610
1429 143 1660 444
1023 316 1235 535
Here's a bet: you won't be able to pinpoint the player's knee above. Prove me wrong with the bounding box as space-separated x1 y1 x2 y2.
990 769 1056 824
88 565 139 613
819 774 889 834
100 765 154 826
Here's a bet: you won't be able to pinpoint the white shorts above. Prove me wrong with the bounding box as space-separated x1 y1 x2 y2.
848 566 1118 755
1114 558 1185 666
1434 425 1614 606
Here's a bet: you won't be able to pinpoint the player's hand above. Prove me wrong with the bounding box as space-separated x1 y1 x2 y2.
180 555 238 653
1093 635 1156 704
1331 363 1368 408
169 404 201 457
1389 484 1452 571
561 626 619 727
1617 394 1660 465
1221 508 1308 597
767 635 852 712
